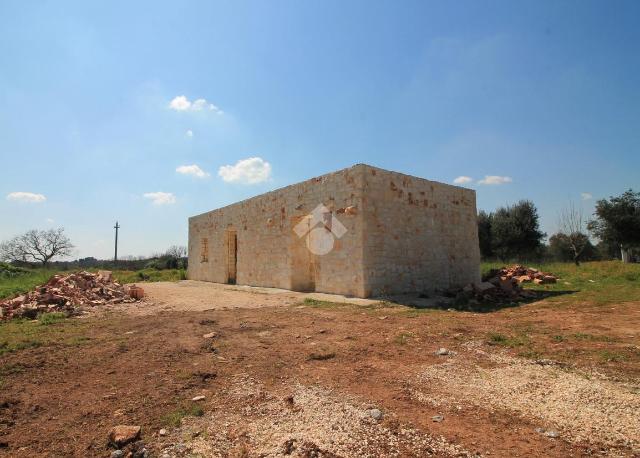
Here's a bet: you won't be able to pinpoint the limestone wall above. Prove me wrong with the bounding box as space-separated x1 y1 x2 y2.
188 165 367 297
361 166 481 296
188 164 480 298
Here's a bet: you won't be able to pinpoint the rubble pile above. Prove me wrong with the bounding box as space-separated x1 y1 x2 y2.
492 264 558 285
464 264 558 303
0 271 142 320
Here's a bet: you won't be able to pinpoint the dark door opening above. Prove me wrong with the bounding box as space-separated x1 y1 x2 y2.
227 230 237 284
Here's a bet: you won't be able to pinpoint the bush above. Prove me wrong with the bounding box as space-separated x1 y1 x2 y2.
0 263 30 278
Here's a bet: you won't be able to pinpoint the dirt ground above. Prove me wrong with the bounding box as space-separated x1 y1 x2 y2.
1 281 639 457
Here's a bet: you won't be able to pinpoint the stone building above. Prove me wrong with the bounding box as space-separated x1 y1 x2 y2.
187 164 480 298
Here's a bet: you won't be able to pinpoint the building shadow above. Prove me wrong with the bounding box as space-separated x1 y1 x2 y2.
386 289 580 313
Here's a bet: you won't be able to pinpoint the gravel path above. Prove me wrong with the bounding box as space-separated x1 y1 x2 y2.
165 374 473 457
415 346 640 453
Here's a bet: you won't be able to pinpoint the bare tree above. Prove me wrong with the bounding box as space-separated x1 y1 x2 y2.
165 245 187 259
557 201 588 266
0 228 74 267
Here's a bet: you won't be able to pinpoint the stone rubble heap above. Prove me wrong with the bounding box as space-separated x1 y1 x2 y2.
465 264 558 303
0 270 142 320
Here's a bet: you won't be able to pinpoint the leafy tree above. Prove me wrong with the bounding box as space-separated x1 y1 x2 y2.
477 210 493 259
595 240 621 260
0 228 74 267
588 190 640 262
490 200 545 261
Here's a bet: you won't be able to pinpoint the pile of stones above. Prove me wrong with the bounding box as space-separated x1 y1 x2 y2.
0 270 142 320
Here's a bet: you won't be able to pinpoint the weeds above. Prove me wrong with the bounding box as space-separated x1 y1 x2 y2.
38 312 67 325
0 268 57 300
395 331 415 345
302 298 351 309
487 332 530 348
599 350 628 363
0 314 88 356
572 332 615 342
161 403 205 427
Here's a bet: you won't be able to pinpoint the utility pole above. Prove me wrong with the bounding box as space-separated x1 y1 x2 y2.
114 221 120 264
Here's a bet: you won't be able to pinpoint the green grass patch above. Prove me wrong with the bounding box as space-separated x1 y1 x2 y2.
487 331 530 348
111 268 186 284
38 312 67 325
0 315 88 356
0 262 31 278
302 298 350 309
572 332 615 342
301 298 389 312
599 350 628 363
481 260 640 305
0 268 57 300
161 403 205 427
517 349 543 359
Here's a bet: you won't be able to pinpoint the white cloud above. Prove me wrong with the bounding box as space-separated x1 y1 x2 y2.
143 192 176 205
218 157 272 184
453 176 473 185
176 164 210 179
581 192 592 200
186 129 193 137
45 218 55 224
477 175 513 185
169 95 191 111
168 95 223 114
6 192 46 203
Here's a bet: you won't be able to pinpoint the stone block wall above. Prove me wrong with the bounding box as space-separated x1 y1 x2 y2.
360 166 481 296
188 164 480 298
188 165 367 297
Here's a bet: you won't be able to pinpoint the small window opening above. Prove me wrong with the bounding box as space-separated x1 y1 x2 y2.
201 238 209 263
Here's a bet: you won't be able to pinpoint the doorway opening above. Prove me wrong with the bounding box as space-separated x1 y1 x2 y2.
290 216 316 292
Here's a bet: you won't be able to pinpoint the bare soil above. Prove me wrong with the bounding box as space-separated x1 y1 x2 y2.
1 281 639 457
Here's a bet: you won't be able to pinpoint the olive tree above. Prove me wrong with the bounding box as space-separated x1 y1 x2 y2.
588 190 640 262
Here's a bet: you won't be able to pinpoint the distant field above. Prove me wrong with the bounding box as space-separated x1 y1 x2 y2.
0 266 186 300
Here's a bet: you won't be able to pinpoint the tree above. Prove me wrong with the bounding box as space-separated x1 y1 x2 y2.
0 228 74 267
557 201 589 265
477 210 493 259
588 190 640 263
548 233 598 263
165 245 187 259
156 245 187 269
491 200 545 261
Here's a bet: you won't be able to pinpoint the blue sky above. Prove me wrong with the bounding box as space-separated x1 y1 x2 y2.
1 0 638 259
